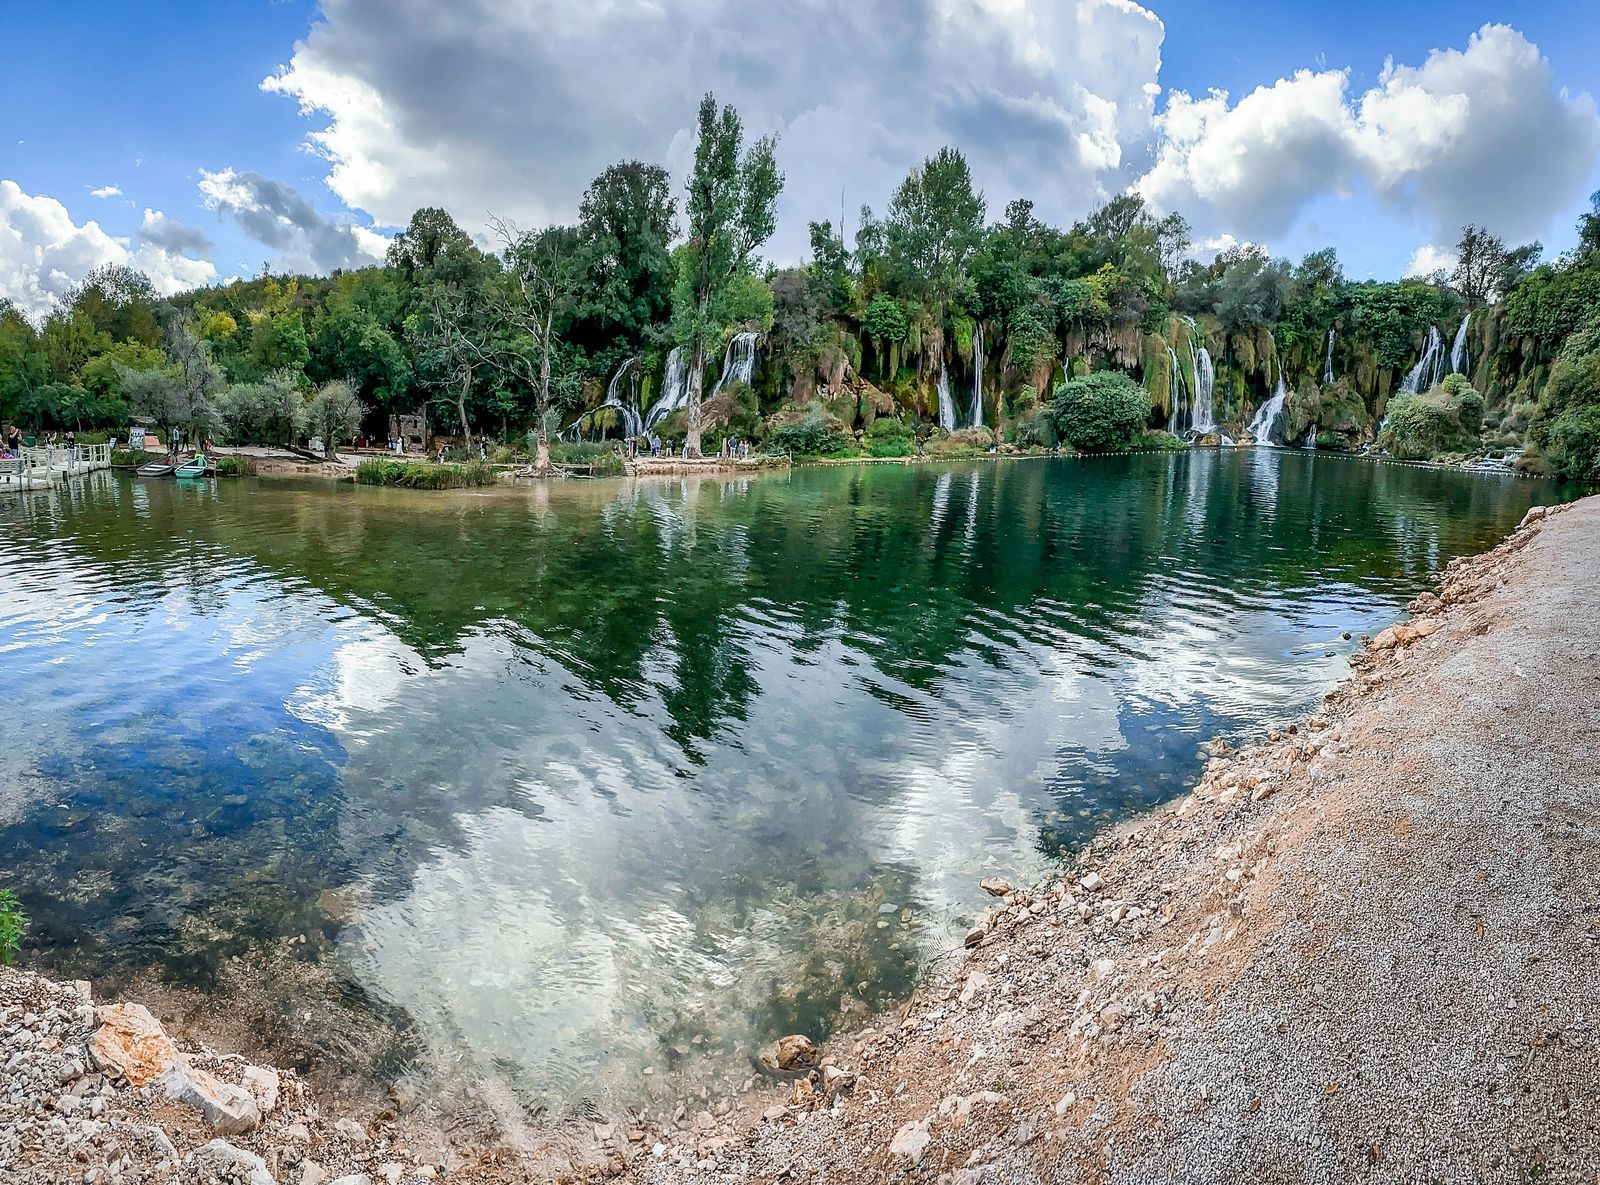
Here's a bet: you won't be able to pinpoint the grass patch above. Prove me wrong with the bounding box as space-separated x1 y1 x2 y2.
355 459 499 489
215 455 258 478
0 889 25 965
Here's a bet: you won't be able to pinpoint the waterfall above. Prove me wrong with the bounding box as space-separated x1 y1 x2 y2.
1399 325 1446 394
967 325 985 429
565 356 644 440
1323 328 1335 385
1248 374 1289 445
937 361 957 432
1165 346 1184 435
1306 423 1318 450
1190 345 1216 434
1450 317 1470 376
643 346 687 431
710 331 759 398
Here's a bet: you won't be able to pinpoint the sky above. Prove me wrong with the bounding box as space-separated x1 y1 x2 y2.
2 0 1598 319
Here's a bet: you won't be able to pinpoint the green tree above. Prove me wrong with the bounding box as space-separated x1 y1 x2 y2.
883 147 984 310
677 93 783 457
305 379 370 459
574 161 677 351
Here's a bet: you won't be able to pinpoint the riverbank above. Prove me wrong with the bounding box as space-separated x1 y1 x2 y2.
626 494 1600 1183
3 491 1592 1184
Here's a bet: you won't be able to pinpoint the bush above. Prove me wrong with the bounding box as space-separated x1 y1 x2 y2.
550 440 626 476
215 455 258 478
1546 405 1600 483
766 410 856 458
924 428 994 458
1008 407 1059 449
1379 383 1483 460
864 417 915 457
0 889 25 966
355 459 499 489
1052 371 1151 452
110 448 155 467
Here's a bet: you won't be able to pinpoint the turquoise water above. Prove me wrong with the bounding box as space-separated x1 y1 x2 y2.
0 451 1572 1105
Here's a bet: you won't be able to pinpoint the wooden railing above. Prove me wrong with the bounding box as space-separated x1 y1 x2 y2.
2 443 113 489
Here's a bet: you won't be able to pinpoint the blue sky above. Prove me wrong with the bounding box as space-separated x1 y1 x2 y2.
3 0 1598 314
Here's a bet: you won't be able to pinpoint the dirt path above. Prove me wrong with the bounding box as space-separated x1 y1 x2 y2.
631 495 1600 1184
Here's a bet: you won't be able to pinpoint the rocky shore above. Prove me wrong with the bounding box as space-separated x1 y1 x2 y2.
5 495 1595 1184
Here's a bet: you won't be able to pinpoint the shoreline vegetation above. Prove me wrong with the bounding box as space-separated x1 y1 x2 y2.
8 96 1600 489
5 495 1591 1183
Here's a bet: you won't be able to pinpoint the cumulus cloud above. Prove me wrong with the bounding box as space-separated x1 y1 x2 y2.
1404 243 1457 277
0 180 216 317
198 166 387 273
140 208 213 257
1137 23 1600 247
89 184 122 199
261 0 1167 259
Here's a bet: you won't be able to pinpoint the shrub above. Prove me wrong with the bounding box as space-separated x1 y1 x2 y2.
767 410 856 458
924 427 994 458
1546 405 1600 483
215 455 258 478
1052 371 1151 452
550 440 626 476
1380 383 1483 460
1009 407 1059 449
0 889 25 966
110 448 154 467
355 459 499 489
864 417 915 457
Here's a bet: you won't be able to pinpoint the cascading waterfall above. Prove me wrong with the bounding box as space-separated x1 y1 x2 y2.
1164 347 1183 435
1248 338 1288 444
967 325 985 429
937 361 957 432
1306 423 1318 450
1323 328 1336 385
1450 317 1470 375
710 331 760 398
1399 325 1446 394
643 346 686 431
565 356 644 440
1190 343 1216 435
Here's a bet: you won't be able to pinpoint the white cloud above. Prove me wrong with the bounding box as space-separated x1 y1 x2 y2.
89 185 122 199
1137 24 1600 249
1404 243 1457 278
0 180 216 317
198 166 387 273
262 0 1168 259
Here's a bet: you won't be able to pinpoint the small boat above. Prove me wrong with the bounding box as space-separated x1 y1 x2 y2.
174 453 213 480
137 460 176 478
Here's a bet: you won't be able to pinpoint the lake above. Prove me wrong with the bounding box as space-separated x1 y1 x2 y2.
0 450 1572 1109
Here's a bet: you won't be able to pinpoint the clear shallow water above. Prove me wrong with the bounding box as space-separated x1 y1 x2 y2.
0 452 1574 1106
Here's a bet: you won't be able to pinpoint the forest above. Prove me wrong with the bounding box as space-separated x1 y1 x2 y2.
3 93 1600 481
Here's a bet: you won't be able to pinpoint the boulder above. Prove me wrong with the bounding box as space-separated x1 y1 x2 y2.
165 1063 262 1135
979 877 1013 898
775 1034 818 1072
88 1003 179 1086
183 1139 274 1185
243 1064 281 1114
889 1119 931 1164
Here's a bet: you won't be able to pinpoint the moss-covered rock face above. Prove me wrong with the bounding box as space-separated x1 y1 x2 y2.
1284 379 1371 450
